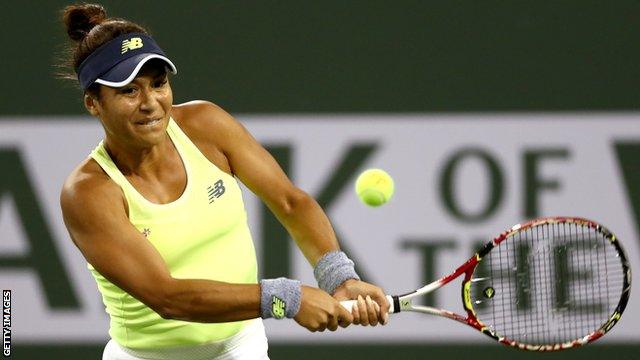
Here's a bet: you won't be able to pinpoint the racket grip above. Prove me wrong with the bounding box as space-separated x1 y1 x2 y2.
340 295 395 314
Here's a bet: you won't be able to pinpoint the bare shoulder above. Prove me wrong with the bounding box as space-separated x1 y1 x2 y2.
171 100 248 144
171 101 255 176
60 159 125 224
172 100 233 124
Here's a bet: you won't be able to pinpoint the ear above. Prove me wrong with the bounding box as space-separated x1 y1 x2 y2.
84 93 100 117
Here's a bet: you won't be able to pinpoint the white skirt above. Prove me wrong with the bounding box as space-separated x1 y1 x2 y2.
102 319 269 360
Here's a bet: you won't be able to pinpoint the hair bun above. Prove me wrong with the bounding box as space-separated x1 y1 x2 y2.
63 4 107 42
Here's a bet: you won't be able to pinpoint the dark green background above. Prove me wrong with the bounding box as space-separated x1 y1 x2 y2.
3 1 639 358
2 0 640 115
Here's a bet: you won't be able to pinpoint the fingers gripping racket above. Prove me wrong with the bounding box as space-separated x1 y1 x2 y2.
342 217 631 351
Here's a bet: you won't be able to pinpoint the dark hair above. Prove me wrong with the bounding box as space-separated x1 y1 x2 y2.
59 3 148 94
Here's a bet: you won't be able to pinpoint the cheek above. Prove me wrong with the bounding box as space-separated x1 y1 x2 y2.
101 114 128 134
99 102 136 131
106 109 129 126
162 88 174 109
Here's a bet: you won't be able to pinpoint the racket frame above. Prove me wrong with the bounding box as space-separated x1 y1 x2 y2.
377 217 631 351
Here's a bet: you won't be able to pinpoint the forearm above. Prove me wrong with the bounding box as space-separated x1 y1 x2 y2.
160 278 260 323
270 191 361 296
273 192 340 266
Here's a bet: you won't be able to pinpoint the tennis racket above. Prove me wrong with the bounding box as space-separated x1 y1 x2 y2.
341 217 631 351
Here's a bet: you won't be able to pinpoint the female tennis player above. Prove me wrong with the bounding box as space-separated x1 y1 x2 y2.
58 4 389 360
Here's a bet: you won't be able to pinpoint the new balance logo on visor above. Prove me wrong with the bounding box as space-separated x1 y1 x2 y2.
207 180 226 204
121 37 144 54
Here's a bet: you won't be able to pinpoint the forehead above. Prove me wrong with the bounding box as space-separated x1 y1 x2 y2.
134 59 169 80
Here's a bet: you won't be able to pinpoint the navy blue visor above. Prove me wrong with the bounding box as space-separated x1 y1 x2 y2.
77 33 177 90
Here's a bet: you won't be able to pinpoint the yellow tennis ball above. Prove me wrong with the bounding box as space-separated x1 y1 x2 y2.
355 169 395 207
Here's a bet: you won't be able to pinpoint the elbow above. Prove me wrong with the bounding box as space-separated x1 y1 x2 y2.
158 308 175 320
149 279 181 320
156 301 185 321
155 300 175 320
279 189 313 217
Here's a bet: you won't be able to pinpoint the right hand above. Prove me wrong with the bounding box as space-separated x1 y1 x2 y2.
294 286 353 332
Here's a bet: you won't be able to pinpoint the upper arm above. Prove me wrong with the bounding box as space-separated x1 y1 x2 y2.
225 114 303 209
60 169 174 315
181 101 307 213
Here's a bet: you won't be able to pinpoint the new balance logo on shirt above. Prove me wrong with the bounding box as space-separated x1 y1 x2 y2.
207 180 226 204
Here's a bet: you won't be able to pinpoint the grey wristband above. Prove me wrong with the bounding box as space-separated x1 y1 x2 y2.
259 278 302 319
313 251 361 295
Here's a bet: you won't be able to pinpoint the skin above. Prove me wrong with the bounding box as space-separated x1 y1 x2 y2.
60 62 389 333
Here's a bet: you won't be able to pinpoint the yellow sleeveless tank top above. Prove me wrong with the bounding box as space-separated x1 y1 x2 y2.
88 118 258 349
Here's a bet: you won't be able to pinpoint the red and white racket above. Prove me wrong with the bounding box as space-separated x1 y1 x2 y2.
342 217 631 351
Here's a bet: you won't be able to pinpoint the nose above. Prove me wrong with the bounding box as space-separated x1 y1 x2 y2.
138 87 159 113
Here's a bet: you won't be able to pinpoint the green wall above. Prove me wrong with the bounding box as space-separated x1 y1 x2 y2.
2 1 640 115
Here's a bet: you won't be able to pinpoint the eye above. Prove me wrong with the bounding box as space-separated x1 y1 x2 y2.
154 78 168 88
119 86 137 95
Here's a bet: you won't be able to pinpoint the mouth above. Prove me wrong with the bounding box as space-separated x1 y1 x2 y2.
135 118 162 127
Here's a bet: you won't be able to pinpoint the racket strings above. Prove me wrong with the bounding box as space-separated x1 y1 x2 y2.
469 222 624 346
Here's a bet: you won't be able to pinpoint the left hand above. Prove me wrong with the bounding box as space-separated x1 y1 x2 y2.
332 279 390 326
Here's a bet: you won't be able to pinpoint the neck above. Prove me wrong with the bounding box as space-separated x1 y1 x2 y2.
103 134 171 176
